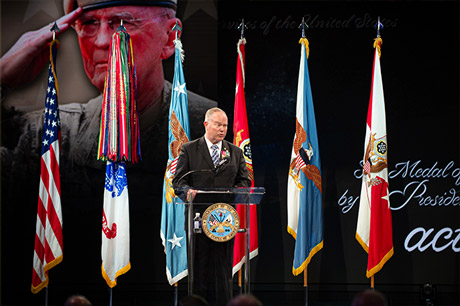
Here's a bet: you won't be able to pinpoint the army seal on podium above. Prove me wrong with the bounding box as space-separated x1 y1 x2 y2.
202 203 240 242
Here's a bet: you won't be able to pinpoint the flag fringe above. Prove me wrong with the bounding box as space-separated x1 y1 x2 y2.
292 240 323 276
31 277 49 294
31 254 63 294
166 266 188 286
43 254 63 273
160 221 167 254
102 261 131 288
366 247 394 278
287 225 297 240
355 232 370 253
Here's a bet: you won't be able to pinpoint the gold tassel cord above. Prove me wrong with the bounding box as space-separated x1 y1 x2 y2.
374 37 383 58
299 37 310 59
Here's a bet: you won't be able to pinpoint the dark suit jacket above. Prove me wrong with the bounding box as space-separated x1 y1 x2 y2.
172 136 249 306
173 136 251 192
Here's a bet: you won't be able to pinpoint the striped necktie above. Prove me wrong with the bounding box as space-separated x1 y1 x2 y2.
211 144 219 166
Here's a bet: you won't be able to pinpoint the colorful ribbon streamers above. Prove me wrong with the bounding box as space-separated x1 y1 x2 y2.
98 24 141 163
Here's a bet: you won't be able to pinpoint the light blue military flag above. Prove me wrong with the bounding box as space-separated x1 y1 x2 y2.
160 28 190 285
287 37 323 276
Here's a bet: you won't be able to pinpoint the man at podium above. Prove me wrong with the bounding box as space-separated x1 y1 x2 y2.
173 107 250 306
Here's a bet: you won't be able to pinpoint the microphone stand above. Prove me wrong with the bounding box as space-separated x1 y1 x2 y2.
176 157 230 187
187 193 194 295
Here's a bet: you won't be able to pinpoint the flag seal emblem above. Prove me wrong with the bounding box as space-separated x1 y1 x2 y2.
364 134 388 174
374 139 387 156
240 138 252 165
202 203 240 242
105 162 128 197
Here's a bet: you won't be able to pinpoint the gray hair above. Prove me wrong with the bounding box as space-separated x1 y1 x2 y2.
205 107 226 122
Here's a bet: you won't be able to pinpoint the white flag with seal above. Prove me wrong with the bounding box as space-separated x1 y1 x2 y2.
102 161 131 287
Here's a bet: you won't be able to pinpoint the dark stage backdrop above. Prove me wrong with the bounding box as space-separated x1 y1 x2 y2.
1 0 459 305
219 0 460 303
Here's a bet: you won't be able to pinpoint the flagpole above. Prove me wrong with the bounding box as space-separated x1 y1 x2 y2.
238 269 243 295
369 11 376 286
187 196 194 295
109 288 113 306
245 198 251 294
51 21 59 41
45 27 55 306
370 19 383 293
236 18 248 295
300 18 311 306
174 282 178 306
170 28 182 300
304 269 308 306
375 16 383 38
299 17 308 39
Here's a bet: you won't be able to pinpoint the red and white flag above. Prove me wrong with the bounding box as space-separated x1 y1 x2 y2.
101 161 131 287
232 38 258 275
356 38 394 278
32 40 63 293
99 22 136 288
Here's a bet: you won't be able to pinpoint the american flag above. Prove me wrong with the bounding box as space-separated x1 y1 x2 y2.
170 157 179 174
208 214 218 227
363 157 372 175
31 40 63 294
295 152 306 171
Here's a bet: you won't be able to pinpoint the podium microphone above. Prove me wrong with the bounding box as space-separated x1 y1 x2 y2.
175 156 231 192
215 156 230 173
176 168 214 186
176 156 230 186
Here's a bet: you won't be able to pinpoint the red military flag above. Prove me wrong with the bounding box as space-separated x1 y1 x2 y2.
232 38 258 275
31 39 63 293
356 36 394 279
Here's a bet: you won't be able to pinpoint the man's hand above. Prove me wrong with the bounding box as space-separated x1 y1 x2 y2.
0 7 83 89
187 189 198 202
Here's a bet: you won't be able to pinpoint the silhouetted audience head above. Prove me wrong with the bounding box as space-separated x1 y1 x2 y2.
179 294 209 306
352 289 387 306
64 294 92 306
227 294 263 306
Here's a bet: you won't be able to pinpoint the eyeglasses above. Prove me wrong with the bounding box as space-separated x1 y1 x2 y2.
73 13 168 37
